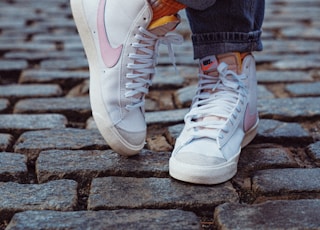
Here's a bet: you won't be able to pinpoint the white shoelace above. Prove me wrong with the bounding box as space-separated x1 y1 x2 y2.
125 26 183 110
184 62 248 142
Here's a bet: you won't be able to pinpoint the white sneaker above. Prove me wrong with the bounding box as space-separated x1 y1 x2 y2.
71 0 182 156
169 53 259 184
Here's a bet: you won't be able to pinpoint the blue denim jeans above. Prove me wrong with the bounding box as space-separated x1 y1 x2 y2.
177 0 265 59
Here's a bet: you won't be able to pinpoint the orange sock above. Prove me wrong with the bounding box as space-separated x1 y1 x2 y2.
149 0 186 21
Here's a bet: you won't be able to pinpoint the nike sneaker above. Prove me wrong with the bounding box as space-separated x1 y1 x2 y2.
70 0 183 156
169 53 259 184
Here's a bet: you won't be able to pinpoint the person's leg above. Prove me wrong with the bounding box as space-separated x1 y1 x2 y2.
179 0 264 58
169 0 265 184
70 0 184 156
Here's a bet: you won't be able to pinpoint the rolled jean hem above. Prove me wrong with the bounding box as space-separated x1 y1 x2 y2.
191 30 263 59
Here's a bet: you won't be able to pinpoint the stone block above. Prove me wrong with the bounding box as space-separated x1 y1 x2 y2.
0 152 27 182
36 149 170 183
214 200 320 230
14 128 108 161
258 97 320 120
13 97 91 122
0 84 63 101
285 82 320 97
6 209 200 230
0 99 10 113
19 70 88 87
0 180 78 221
88 177 238 212
0 114 67 135
0 133 14 151
256 119 312 144
252 168 320 195
307 141 320 163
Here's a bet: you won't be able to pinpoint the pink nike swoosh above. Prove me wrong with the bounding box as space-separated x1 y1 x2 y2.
98 0 123 68
244 104 258 132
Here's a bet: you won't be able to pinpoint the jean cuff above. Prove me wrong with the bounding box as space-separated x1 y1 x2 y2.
191 30 263 59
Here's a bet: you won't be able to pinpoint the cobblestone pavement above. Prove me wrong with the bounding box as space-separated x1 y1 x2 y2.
1 0 320 229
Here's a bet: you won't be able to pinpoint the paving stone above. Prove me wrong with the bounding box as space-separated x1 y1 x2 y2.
214 199 320 230
6 209 200 230
273 58 320 70
145 108 188 125
88 177 238 212
262 40 320 54
307 141 320 163
0 84 63 101
257 85 274 99
285 82 320 97
40 58 88 70
13 97 91 122
0 134 14 152
0 180 78 222
0 43 55 52
0 114 67 135
166 123 184 145
174 84 197 108
282 27 320 40
5 50 85 62
36 149 170 183
257 70 313 83
238 147 298 173
0 60 28 71
19 70 89 87
14 128 108 161
257 119 312 144
258 97 320 120
252 168 320 195
0 99 10 113
0 152 27 183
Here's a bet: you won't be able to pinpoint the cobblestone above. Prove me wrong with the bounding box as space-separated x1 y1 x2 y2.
14 128 108 161
6 209 200 230
13 97 91 122
1 0 320 228
0 114 67 135
36 149 170 183
0 84 63 101
252 168 320 197
214 200 320 230
0 180 78 222
0 152 27 183
0 134 14 152
88 177 238 213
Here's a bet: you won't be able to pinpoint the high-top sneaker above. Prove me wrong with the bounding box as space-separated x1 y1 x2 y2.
70 0 183 156
169 52 259 184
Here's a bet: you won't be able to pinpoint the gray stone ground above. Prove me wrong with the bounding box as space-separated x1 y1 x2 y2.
0 0 320 229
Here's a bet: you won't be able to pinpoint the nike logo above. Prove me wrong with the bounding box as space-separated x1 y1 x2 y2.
97 0 123 68
244 103 258 132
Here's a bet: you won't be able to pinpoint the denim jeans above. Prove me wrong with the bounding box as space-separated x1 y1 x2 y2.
176 0 265 59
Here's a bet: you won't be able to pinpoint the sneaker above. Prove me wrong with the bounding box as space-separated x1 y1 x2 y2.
169 52 259 184
70 0 183 156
